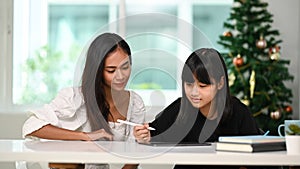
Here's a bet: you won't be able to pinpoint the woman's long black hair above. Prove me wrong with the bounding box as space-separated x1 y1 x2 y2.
81 33 131 133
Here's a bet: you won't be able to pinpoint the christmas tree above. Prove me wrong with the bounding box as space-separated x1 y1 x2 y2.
218 0 294 135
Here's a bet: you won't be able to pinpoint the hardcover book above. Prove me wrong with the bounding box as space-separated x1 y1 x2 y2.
216 135 286 153
218 135 285 144
216 141 286 153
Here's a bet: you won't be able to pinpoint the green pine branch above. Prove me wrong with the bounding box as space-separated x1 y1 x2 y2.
218 0 294 135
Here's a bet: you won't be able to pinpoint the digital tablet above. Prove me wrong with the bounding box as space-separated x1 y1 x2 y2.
139 142 211 147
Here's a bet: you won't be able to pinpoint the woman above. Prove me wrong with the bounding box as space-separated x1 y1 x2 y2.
23 33 145 169
134 48 271 169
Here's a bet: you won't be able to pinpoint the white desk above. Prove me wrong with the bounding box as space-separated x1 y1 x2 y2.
0 139 299 166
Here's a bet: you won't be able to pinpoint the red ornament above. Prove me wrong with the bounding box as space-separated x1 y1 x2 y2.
233 54 244 67
223 31 232 37
269 45 281 54
285 105 293 113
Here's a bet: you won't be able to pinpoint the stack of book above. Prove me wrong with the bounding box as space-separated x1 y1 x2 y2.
216 135 286 153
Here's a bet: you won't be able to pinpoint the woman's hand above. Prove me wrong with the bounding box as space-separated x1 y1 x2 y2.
133 123 151 143
84 129 113 141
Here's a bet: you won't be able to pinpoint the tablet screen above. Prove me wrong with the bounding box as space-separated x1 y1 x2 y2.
139 142 211 147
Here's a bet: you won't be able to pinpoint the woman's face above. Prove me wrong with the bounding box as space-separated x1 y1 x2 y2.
184 75 221 113
103 47 131 91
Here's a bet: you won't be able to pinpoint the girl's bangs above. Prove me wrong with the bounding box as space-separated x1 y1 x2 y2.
182 64 211 84
194 66 211 84
182 65 195 83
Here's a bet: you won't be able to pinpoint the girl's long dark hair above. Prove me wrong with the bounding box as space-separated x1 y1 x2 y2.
176 48 232 141
81 33 131 133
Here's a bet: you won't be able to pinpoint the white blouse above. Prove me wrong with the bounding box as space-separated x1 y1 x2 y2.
22 87 146 141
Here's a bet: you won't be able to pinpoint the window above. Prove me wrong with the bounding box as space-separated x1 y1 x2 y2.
0 0 232 112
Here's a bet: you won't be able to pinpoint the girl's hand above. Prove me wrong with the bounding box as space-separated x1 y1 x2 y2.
84 129 113 141
122 164 138 169
133 123 151 143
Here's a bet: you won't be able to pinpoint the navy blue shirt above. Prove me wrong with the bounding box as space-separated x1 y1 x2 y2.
149 97 280 169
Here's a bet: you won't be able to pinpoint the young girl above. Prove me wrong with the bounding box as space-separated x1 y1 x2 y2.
134 48 266 169
23 33 145 169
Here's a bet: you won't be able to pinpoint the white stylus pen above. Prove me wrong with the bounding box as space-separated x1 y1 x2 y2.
117 119 156 131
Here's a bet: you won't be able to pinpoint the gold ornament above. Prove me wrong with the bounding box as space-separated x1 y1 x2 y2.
270 53 280 60
241 98 250 106
256 35 267 49
269 45 281 61
228 72 236 87
270 110 281 120
249 70 255 99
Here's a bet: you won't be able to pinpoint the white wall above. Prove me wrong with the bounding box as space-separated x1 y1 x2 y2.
267 0 300 119
0 1 299 169
0 114 27 139
0 0 299 139
0 114 26 169
0 0 299 137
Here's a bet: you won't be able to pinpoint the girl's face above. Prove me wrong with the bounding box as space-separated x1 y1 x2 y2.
103 47 131 91
184 75 223 114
